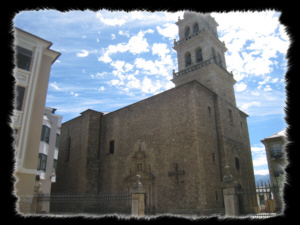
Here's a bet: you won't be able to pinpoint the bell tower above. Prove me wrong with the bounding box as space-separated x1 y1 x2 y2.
172 12 237 106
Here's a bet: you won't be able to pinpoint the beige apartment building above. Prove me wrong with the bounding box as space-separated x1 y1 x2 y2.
12 28 60 214
261 129 286 184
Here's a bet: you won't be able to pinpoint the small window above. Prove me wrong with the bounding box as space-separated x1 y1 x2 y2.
196 48 203 63
109 140 114 154
37 153 47 172
215 191 218 201
15 86 25 111
55 133 60 148
228 109 233 124
41 125 51 144
208 106 212 115
185 52 192 67
16 46 32 71
52 159 57 173
212 153 215 162
185 27 190 38
65 137 71 162
235 157 240 170
193 23 199 33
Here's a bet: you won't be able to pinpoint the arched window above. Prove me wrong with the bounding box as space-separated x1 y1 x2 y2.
185 52 192 67
193 23 199 33
196 48 203 63
185 27 191 38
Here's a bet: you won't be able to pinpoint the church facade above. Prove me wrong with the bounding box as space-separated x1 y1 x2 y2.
52 12 256 216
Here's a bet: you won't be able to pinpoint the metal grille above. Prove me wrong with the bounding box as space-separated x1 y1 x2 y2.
37 192 131 215
236 181 283 218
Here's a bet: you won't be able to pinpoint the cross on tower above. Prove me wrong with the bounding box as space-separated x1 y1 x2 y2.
168 163 185 184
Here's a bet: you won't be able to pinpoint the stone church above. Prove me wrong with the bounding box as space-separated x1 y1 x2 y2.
52 12 256 215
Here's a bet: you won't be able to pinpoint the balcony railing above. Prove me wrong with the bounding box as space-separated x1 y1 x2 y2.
172 57 233 79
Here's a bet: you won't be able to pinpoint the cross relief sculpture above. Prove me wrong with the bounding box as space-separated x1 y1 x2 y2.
168 163 185 184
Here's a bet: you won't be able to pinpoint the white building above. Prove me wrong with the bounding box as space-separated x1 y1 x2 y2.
36 107 62 195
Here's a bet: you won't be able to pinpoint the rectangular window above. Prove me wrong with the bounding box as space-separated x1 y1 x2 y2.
37 153 47 172
52 159 57 173
65 137 71 162
41 125 51 144
228 109 233 124
208 106 212 115
16 86 25 111
109 140 114 154
235 157 240 170
55 133 60 148
271 143 282 158
16 46 32 71
212 153 215 162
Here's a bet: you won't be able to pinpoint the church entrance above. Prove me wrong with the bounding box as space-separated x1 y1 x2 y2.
124 141 156 215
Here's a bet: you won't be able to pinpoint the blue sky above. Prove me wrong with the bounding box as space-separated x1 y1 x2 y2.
13 10 289 176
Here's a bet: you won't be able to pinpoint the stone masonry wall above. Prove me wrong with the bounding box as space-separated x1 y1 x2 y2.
98 81 224 214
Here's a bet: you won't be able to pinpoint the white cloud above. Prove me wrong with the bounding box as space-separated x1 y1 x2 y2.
141 76 162 94
91 72 108 79
96 12 127 26
253 155 268 167
98 29 154 63
254 169 269 175
76 49 97 58
235 82 247 92
71 92 79 97
49 82 62 91
264 85 272 92
76 50 89 58
251 146 265 153
152 43 170 59
135 58 159 75
240 101 261 111
213 11 289 79
111 34 116 40
119 30 130 37
156 23 178 40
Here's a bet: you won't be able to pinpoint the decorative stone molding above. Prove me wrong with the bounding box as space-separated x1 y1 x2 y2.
14 68 30 87
12 109 23 129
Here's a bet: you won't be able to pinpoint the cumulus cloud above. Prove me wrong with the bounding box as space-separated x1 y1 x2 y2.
156 23 178 40
213 11 289 78
76 50 89 57
98 29 154 63
235 82 247 92
76 49 97 58
252 155 268 167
